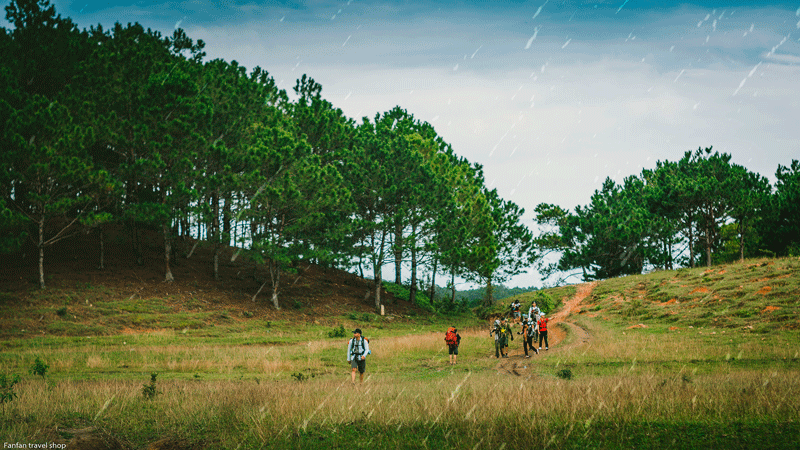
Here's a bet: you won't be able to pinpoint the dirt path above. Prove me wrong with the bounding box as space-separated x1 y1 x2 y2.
494 282 596 377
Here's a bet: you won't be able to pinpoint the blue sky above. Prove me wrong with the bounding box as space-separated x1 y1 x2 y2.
4 1 799 287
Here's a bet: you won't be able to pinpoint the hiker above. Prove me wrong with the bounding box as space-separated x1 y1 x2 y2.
519 315 539 357
489 319 503 358
444 326 462 365
538 313 549 351
490 318 513 358
347 328 370 383
528 302 541 322
510 300 522 323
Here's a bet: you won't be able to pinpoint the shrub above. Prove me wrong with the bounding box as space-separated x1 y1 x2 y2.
0 373 20 413
556 368 573 380
328 325 346 338
142 373 159 400
29 357 49 379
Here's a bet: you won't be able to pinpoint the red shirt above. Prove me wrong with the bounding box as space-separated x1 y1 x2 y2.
538 317 548 332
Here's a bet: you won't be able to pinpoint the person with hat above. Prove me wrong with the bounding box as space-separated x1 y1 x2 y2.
347 328 370 383
490 317 513 358
519 315 539 357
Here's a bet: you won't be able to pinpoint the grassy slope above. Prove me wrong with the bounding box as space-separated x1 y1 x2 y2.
0 257 799 449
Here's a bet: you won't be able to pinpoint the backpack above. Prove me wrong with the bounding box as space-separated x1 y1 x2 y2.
445 327 458 346
526 323 535 337
350 337 366 357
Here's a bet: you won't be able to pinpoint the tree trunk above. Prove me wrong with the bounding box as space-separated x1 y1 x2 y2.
410 238 417 305
450 270 456 304
373 229 387 313
222 194 232 245
38 218 45 289
738 219 745 262
98 226 105 270
163 223 174 282
688 220 695 268
270 260 281 310
705 222 712 267
394 220 403 284
212 191 220 281
133 221 143 266
429 256 438 304
483 278 494 307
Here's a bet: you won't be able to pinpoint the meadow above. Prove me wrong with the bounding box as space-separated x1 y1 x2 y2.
1 257 799 449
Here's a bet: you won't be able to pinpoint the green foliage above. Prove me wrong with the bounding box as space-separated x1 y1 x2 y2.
29 357 49 379
142 373 158 400
291 372 315 382
531 291 555 314
556 368 573 380
0 373 20 413
327 325 346 338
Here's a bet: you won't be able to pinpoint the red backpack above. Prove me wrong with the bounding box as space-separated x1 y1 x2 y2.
445 327 458 345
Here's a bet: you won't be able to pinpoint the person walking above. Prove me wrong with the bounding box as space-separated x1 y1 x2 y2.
444 326 462 365
519 316 539 357
538 314 549 351
510 300 522 323
492 317 513 357
528 302 541 322
489 319 502 358
347 328 370 383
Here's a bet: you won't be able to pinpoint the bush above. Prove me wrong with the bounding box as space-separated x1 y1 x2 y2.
142 373 159 400
556 368 573 380
29 357 49 379
0 373 20 413
328 325 346 338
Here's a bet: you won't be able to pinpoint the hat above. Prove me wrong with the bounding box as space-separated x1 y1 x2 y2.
353 328 362 334
540 313 545 317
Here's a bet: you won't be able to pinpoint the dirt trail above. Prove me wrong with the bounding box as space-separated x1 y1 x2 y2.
494 282 596 377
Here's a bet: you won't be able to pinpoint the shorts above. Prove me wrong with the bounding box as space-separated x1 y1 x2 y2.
513 311 521 318
350 358 366 373
448 344 459 355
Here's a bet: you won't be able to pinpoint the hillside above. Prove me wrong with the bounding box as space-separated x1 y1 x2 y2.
0 225 426 338
501 257 800 333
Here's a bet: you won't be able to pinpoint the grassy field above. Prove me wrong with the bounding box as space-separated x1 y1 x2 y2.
1 257 799 449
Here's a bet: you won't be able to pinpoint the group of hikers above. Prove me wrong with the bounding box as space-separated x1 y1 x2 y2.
490 300 549 358
346 299 552 383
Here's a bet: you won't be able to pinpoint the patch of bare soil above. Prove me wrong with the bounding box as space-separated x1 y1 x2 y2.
494 282 596 377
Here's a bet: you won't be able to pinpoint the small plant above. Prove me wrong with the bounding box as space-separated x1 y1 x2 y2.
291 372 314 382
347 312 358 321
556 368 573 380
291 372 307 382
142 373 159 399
29 357 49 379
56 306 68 317
361 313 373 322
243 311 254 318
328 325 346 338
0 373 21 414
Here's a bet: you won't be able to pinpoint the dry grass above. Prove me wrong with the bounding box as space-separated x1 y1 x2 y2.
4 365 799 446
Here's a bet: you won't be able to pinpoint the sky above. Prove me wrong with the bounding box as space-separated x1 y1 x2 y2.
4 0 799 288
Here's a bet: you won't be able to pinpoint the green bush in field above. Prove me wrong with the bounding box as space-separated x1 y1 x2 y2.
142 373 159 400
29 357 49 379
328 325 347 338
0 373 20 414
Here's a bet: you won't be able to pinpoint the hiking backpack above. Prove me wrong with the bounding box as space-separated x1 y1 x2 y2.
350 338 366 358
445 327 458 346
